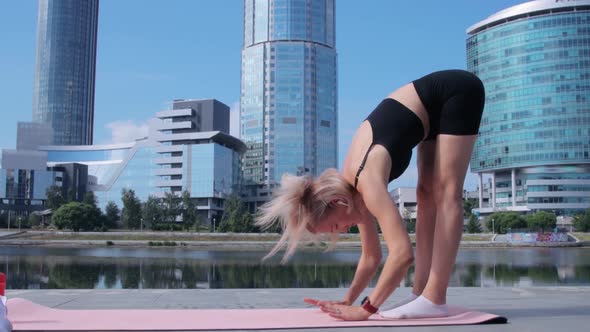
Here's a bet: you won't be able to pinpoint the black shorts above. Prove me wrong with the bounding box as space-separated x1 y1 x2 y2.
412 69 486 140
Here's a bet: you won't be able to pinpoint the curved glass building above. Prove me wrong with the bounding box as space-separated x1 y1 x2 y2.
32 0 99 145
241 0 337 204
467 0 590 216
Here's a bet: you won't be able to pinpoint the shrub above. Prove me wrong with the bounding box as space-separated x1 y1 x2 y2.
573 209 590 232
52 202 102 231
485 212 526 234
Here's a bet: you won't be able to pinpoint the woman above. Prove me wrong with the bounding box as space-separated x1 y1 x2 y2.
256 69 485 321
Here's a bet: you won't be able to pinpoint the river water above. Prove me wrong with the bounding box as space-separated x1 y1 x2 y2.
1 246 588 289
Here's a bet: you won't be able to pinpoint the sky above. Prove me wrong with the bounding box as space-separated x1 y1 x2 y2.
0 0 528 191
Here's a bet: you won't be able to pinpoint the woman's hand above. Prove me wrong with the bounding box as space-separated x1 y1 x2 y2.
304 298 350 312
321 303 373 321
304 298 372 321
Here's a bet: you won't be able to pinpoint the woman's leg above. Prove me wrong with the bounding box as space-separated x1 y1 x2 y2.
380 134 476 319
381 140 436 312
412 140 437 295
422 134 477 304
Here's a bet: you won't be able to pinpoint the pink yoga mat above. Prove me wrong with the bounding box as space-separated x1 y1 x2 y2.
8 298 506 331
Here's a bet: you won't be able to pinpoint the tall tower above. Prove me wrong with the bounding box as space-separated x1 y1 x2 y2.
467 0 590 217
241 0 338 205
32 0 99 145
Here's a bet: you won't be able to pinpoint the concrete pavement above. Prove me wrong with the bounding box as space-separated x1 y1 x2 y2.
7 286 590 331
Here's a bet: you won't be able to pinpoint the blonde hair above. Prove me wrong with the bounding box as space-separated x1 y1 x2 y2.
255 168 359 263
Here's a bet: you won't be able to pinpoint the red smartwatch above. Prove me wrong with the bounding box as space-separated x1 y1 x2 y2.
361 296 379 314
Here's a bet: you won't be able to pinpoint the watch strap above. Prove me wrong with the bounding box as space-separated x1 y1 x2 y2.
361 296 378 314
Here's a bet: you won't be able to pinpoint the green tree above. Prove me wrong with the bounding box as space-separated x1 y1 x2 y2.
463 198 478 217
218 194 256 233
121 188 142 229
28 213 41 228
181 191 198 231
81 190 109 230
46 185 65 210
52 202 102 231
466 214 482 233
402 208 415 233
104 201 120 229
67 187 76 202
162 192 181 224
485 212 526 234
573 209 590 232
82 191 108 230
526 211 557 232
142 195 162 230
195 214 205 231
82 191 98 208
347 225 360 233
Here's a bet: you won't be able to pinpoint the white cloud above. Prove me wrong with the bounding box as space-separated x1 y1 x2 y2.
230 101 240 138
105 120 150 144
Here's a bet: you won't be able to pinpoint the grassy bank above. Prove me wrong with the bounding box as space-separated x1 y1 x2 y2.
572 232 590 241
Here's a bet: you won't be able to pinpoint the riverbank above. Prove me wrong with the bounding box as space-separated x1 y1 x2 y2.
0 230 588 249
8 287 590 332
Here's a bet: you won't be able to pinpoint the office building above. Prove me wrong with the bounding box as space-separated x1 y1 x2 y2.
241 0 338 207
0 122 85 218
467 0 590 217
32 0 99 145
390 187 418 221
40 99 246 225
171 99 230 134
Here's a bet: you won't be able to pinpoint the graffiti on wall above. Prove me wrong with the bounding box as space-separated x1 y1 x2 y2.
509 232 569 243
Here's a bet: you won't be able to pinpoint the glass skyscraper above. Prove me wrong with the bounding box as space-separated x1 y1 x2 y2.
241 0 337 203
467 0 590 216
32 0 99 145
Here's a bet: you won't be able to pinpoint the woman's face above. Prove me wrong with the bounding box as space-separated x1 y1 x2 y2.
310 203 356 234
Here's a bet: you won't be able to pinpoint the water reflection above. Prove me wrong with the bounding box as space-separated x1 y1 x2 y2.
1 247 589 289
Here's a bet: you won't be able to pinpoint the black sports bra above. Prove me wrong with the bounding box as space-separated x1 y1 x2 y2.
354 98 424 189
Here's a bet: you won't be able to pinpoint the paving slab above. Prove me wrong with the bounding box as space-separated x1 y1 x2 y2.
7 287 590 332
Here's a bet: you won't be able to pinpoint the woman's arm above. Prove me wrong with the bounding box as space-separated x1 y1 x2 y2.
304 214 381 308
320 183 414 321
342 216 382 305
360 181 414 308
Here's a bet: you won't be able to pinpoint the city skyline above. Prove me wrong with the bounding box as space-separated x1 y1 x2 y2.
0 0 528 190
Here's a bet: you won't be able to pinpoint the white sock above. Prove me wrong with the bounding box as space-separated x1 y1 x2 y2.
380 295 448 319
379 292 418 312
